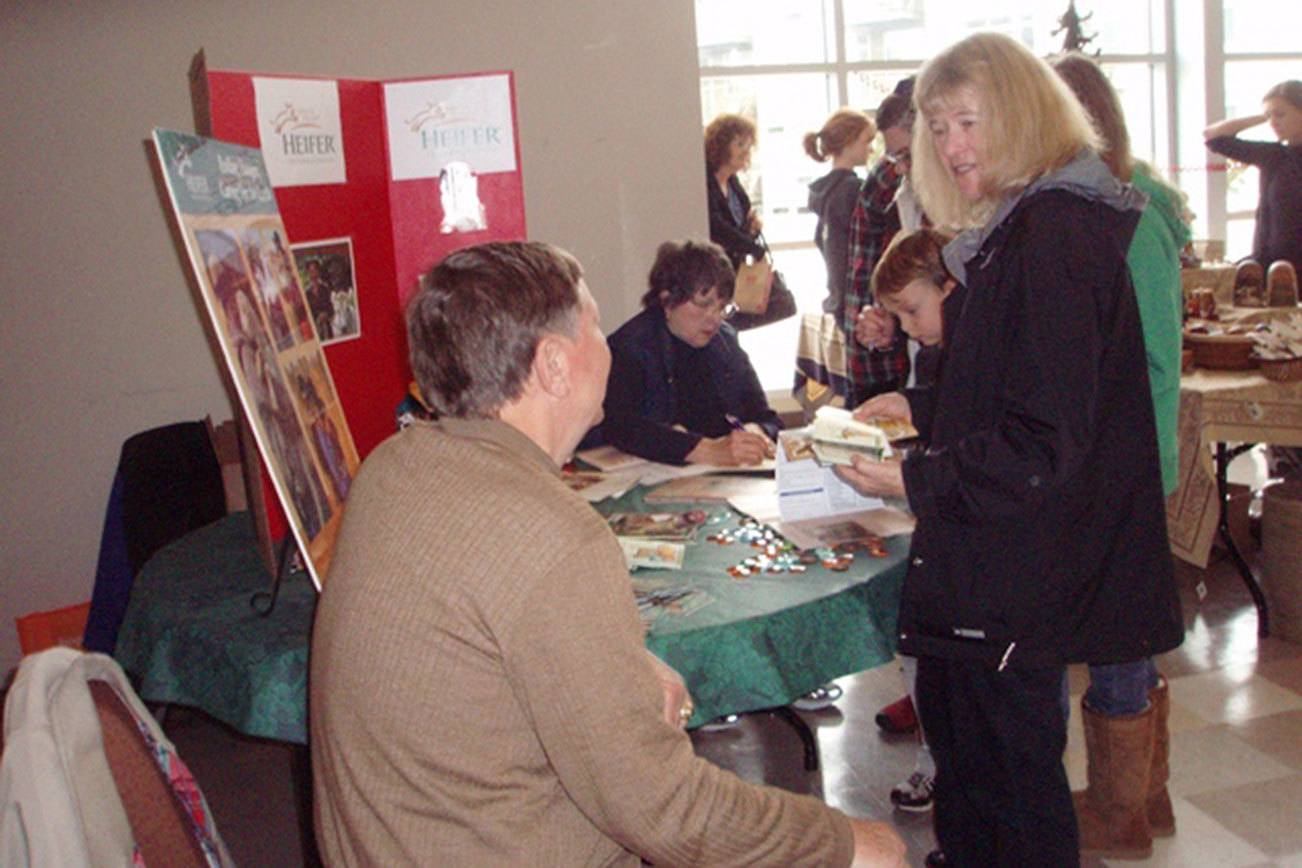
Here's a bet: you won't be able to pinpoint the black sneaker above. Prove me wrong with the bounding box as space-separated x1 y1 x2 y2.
889 770 934 812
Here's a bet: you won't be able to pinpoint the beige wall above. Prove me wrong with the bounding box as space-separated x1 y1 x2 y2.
0 0 705 671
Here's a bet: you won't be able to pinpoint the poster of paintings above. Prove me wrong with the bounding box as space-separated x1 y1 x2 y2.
152 128 360 587
290 237 360 344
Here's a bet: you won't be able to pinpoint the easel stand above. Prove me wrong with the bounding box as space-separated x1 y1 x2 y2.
251 536 298 616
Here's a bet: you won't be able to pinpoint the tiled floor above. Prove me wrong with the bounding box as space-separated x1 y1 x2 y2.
690 553 1302 867
168 470 1302 866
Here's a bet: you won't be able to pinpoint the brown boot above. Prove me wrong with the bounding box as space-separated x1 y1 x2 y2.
1073 701 1155 860
1147 677 1176 837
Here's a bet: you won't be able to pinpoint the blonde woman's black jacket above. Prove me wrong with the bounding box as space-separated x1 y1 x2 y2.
897 151 1184 668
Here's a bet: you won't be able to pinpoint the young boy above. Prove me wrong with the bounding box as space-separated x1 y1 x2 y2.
870 227 956 353
861 226 957 815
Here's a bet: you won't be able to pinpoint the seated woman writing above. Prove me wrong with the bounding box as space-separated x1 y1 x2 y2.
602 240 780 466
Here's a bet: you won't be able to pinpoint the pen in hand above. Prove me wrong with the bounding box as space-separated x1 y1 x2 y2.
725 414 776 459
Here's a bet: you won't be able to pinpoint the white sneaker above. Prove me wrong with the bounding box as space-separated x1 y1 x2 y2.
889 770 934 812
791 683 843 711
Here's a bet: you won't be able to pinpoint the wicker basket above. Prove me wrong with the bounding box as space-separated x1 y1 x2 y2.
1262 481 1302 643
1184 333 1256 370
1256 356 1302 382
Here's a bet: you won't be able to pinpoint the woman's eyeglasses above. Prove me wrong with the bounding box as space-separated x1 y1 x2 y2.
688 294 739 320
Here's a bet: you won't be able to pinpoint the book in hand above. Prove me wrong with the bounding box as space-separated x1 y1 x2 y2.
810 406 915 466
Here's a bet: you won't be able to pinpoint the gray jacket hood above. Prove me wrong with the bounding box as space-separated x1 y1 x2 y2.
942 149 1148 284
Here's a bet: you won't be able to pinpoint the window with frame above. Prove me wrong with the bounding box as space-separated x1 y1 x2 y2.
1214 1 1302 261
696 0 1189 393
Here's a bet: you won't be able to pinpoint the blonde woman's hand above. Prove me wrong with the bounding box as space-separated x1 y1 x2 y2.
834 454 906 499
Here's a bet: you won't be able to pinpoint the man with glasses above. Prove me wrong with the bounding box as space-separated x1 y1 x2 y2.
597 239 780 466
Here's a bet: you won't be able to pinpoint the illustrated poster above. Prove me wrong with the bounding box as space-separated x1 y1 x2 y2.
291 237 360 345
152 128 360 587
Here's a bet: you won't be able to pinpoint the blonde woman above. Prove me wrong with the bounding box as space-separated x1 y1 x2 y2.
840 33 1183 866
804 109 875 316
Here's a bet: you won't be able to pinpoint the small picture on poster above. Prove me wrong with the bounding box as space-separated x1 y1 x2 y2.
151 128 360 587
291 237 360 345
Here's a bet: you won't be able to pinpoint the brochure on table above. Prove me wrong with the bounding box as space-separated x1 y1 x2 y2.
190 52 526 548
152 129 360 588
775 429 914 549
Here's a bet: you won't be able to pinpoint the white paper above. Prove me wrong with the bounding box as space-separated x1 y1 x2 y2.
570 469 642 503
384 74 517 180
253 78 346 187
438 161 486 232
576 445 650 474
728 491 783 526
777 507 916 550
776 429 884 522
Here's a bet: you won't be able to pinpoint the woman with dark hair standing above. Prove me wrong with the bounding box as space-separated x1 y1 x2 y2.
1052 51 1190 860
705 114 765 271
840 33 1183 865
805 109 875 318
1204 79 1302 279
602 240 779 467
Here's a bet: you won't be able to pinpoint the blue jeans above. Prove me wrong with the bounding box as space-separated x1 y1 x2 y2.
1082 658 1159 716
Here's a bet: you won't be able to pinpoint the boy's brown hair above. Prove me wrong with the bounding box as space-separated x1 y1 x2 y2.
871 227 954 302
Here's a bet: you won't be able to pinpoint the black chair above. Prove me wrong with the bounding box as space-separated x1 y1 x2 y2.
83 421 226 654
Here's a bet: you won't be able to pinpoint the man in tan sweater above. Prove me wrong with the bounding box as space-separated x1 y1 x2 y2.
310 241 906 866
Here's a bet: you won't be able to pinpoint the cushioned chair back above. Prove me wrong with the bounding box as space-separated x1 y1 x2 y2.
91 681 210 867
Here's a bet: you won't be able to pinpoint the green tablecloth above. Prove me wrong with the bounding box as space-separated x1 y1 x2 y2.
599 488 905 725
115 513 315 744
115 494 905 741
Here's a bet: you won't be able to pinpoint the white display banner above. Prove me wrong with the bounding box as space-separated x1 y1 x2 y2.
253 77 347 187
384 74 516 180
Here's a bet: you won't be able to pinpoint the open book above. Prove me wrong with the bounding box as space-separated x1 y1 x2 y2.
809 406 917 466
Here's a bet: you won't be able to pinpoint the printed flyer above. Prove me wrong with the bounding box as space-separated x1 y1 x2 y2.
152 128 360 587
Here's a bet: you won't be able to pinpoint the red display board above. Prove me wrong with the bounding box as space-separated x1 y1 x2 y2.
191 54 527 542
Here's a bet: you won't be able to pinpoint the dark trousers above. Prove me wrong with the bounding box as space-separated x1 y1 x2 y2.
916 656 1079 867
